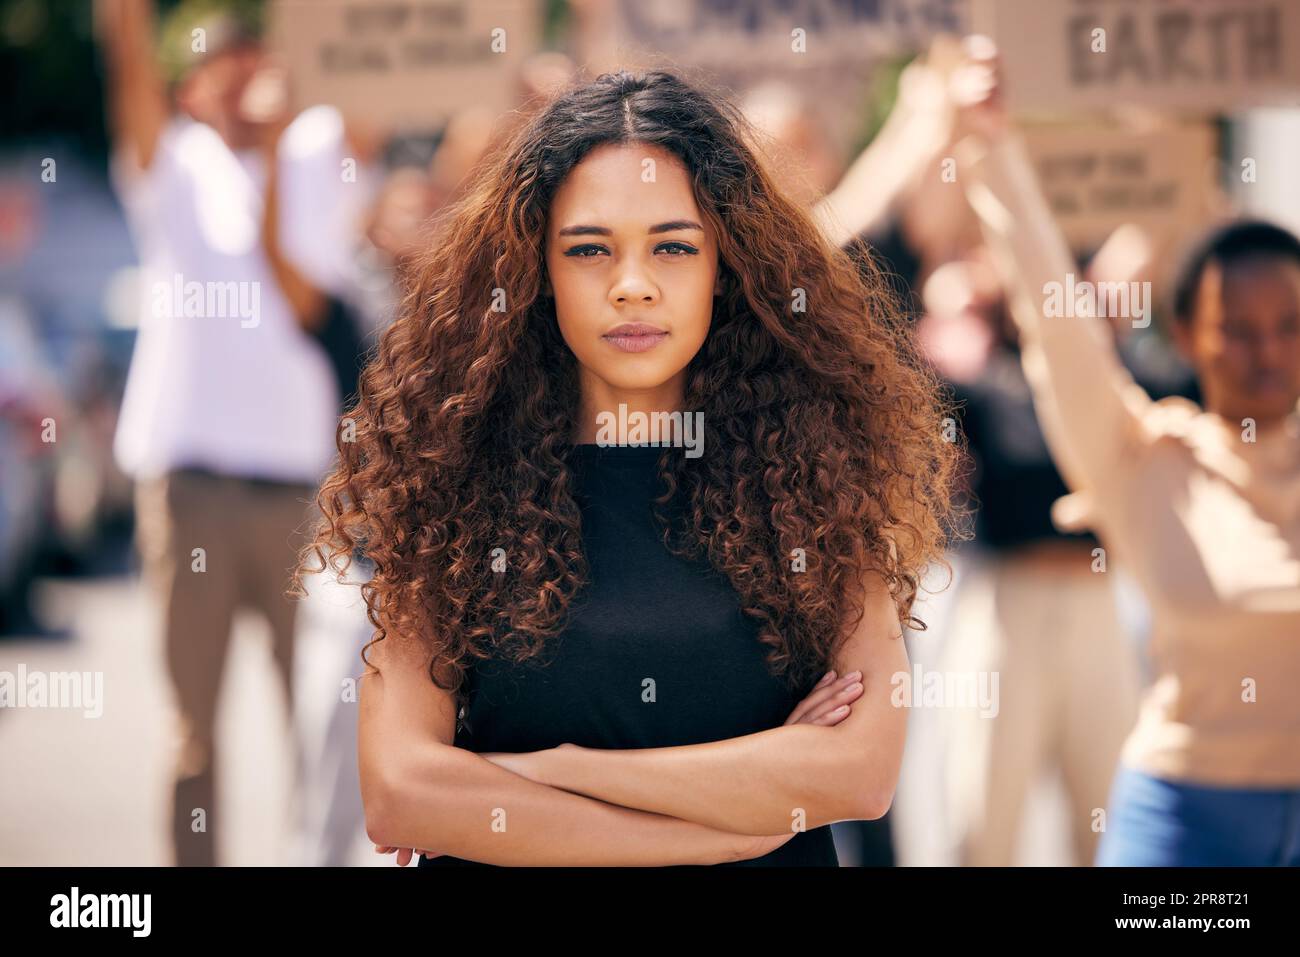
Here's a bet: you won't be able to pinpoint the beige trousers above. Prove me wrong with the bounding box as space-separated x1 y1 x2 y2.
939 551 1141 866
135 468 319 866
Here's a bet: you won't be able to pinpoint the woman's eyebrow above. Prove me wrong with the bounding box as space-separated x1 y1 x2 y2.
648 220 704 235
557 220 704 237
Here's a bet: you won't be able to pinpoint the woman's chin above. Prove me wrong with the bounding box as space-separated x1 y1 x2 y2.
590 367 681 394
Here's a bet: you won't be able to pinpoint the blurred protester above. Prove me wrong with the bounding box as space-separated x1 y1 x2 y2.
922 232 1198 865
740 81 842 209
801 50 977 866
923 252 1141 866
519 51 579 112
957 40 1300 865
814 38 1203 865
813 40 983 316
0 298 69 637
742 81 914 867
364 109 498 275
292 114 496 864
95 0 372 865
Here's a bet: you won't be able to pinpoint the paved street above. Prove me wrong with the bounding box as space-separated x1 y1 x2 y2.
1 571 1072 867
0 573 382 867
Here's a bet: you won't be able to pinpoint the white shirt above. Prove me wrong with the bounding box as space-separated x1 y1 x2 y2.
111 105 372 484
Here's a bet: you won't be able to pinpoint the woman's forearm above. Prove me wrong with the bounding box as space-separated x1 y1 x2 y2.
522 723 871 837
95 0 167 170
261 140 329 333
811 110 944 248
366 739 760 866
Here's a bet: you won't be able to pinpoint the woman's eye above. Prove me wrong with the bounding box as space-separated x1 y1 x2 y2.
657 242 698 256
563 242 698 258
565 244 607 258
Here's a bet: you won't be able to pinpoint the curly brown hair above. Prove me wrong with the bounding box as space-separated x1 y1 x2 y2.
296 70 965 717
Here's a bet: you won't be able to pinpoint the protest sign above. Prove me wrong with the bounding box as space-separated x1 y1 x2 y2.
1021 122 1220 255
268 0 542 133
973 0 1300 114
575 0 972 157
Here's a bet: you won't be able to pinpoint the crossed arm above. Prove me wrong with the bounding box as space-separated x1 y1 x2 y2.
362 574 908 864
481 574 908 836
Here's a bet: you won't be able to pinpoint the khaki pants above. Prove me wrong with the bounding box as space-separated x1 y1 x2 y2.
135 468 319 866
939 551 1141 866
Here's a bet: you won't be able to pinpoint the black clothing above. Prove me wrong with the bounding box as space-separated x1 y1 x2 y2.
305 295 372 414
421 442 839 867
951 338 1198 552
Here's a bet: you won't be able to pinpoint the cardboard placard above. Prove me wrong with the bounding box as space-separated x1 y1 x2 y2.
576 0 972 157
1021 122 1219 253
973 0 1300 115
269 0 542 133
603 0 969 62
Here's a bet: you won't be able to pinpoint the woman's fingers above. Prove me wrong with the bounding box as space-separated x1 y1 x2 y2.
803 679 865 725
784 670 863 725
783 670 836 725
375 844 439 865
816 706 851 725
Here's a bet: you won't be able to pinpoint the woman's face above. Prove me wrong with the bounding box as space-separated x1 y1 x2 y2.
1177 256 1300 426
544 142 722 422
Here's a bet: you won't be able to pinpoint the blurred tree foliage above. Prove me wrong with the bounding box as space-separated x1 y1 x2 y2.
1 0 569 165
1 0 113 161
854 52 912 157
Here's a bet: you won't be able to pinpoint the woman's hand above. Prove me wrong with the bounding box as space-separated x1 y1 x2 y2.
783 669 864 727
945 34 1008 145
374 844 442 866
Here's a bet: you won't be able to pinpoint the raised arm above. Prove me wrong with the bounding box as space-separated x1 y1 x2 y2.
488 573 909 837
260 125 329 334
360 629 791 865
958 127 1157 499
936 35 1159 499
810 56 953 249
94 0 168 171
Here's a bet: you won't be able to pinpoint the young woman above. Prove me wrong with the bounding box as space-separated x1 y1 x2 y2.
952 45 1300 865
301 70 961 866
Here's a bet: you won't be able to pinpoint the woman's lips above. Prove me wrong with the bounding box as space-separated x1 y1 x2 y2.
602 323 668 353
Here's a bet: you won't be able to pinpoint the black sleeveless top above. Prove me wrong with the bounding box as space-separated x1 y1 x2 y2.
420 442 839 867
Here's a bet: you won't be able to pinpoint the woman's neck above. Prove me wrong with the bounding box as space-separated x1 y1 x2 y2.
573 371 688 444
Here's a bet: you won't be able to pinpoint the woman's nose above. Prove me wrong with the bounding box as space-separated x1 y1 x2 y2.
608 256 659 305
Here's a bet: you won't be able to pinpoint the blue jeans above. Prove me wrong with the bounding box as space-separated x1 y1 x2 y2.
1097 763 1300 866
